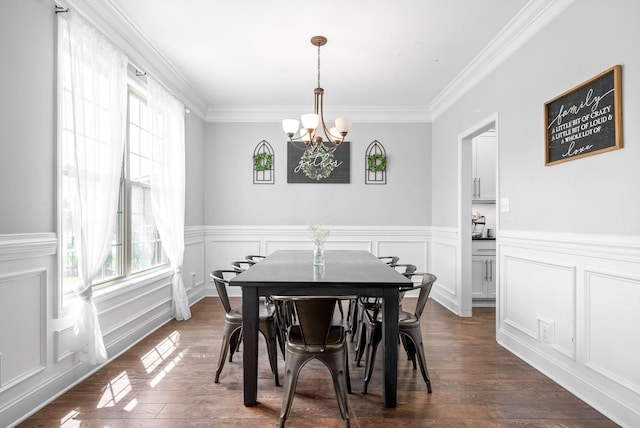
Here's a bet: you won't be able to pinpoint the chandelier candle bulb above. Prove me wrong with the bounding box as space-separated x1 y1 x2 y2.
283 119 300 137
335 118 352 135
301 113 319 131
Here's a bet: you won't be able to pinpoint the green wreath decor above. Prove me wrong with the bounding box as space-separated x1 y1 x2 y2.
367 153 387 172
300 147 335 180
253 152 273 171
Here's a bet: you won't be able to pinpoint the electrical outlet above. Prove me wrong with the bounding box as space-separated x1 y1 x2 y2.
538 318 554 345
540 323 550 344
191 273 197 287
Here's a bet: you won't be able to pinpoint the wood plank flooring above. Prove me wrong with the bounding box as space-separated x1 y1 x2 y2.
20 297 616 427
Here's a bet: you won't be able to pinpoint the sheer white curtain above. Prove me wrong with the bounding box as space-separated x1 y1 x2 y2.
147 77 191 321
60 11 128 364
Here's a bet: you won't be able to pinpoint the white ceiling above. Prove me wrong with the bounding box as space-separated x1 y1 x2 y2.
101 0 546 121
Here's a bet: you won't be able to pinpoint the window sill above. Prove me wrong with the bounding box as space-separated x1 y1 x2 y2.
62 265 173 311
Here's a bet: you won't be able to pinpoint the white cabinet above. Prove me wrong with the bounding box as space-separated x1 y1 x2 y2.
472 131 496 202
472 240 496 300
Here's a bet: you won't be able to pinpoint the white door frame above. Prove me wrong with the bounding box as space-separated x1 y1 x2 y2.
457 113 499 317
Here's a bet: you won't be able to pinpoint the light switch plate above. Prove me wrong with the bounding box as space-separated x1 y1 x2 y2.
500 197 510 212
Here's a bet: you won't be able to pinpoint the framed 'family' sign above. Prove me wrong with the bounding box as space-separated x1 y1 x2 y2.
545 65 623 166
287 142 350 183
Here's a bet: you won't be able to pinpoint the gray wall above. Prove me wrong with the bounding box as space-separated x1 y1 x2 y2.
0 0 55 234
204 121 432 226
432 0 639 235
185 112 205 226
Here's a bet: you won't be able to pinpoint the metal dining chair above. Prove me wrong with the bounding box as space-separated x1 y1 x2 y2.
353 263 417 365
245 254 266 264
377 255 400 266
231 260 253 273
272 296 352 427
361 272 437 394
349 256 400 346
210 269 279 386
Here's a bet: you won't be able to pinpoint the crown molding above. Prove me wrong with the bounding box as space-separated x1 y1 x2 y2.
59 0 574 124
429 0 575 119
61 0 207 119
205 106 432 123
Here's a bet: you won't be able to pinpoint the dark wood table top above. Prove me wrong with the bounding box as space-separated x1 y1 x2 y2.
231 249 412 288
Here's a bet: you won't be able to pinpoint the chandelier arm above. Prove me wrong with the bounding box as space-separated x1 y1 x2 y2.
317 92 342 147
289 139 311 151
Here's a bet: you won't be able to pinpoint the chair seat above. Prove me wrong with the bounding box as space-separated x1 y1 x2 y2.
226 303 275 322
372 310 418 325
287 325 345 353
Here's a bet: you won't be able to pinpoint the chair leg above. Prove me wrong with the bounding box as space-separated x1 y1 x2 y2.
280 353 309 427
347 298 357 339
401 335 417 368
260 321 280 386
215 322 240 383
354 302 370 366
344 344 352 394
362 323 382 394
405 330 432 393
336 300 344 319
322 351 351 427
229 328 242 362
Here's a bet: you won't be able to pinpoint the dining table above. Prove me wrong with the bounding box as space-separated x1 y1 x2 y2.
230 249 412 408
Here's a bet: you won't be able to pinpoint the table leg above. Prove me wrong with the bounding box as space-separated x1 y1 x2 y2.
382 287 399 408
242 287 259 406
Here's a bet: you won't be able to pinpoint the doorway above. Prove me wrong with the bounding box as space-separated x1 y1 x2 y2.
457 114 499 317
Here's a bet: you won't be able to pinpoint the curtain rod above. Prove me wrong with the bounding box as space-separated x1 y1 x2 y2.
52 0 191 114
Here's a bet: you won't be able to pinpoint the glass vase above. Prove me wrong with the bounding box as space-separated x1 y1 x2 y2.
313 242 325 266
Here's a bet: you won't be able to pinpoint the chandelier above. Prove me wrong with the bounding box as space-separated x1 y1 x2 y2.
282 36 352 152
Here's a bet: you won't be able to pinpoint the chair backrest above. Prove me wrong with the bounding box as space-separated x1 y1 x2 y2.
378 256 400 266
246 254 266 264
231 260 252 273
394 263 417 277
210 269 237 314
296 298 336 350
406 273 437 319
272 296 342 352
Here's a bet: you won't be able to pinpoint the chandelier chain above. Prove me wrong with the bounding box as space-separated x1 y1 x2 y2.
317 43 321 88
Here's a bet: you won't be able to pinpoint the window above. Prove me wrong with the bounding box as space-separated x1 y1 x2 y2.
60 79 166 295
127 88 165 273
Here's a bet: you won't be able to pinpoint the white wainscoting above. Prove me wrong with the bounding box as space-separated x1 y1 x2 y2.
0 227 207 427
204 225 431 297
0 268 47 392
498 230 640 428
428 227 462 315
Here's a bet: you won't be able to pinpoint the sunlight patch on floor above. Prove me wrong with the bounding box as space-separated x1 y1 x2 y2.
97 371 132 408
140 330 181 373
149 351 184 388
60 409 80 427
123 397 138 412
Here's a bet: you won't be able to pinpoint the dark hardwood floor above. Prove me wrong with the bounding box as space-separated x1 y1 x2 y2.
20 297 616 427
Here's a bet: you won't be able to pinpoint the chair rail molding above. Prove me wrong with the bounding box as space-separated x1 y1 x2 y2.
0 233 57 261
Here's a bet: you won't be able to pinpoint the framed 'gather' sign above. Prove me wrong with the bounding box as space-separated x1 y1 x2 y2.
545 65 623 166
